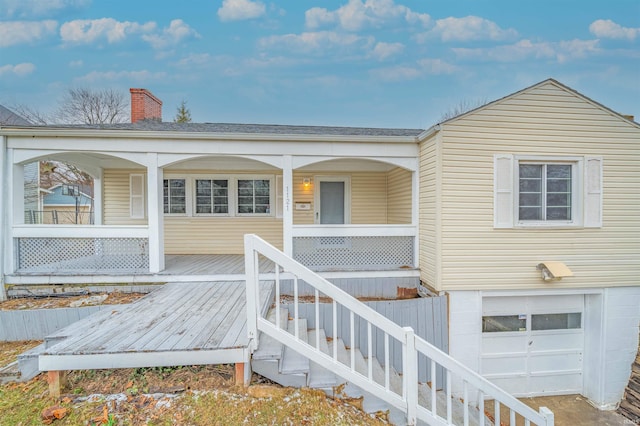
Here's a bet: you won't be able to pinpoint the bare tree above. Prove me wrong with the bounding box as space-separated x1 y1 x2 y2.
54 87 129 124
6 103 49 125
440 98 489 122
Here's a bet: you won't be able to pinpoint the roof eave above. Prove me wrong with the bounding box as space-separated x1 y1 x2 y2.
0 127 420 143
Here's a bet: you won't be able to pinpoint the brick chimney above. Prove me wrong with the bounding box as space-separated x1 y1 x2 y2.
130 88 162 123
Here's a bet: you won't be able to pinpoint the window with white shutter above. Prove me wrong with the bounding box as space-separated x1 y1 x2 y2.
494 155 602 228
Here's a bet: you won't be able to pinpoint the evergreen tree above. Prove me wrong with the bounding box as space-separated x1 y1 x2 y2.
174 100 192 123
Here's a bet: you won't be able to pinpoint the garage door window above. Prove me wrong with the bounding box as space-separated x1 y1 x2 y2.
482 315 526 332
532 312 581 331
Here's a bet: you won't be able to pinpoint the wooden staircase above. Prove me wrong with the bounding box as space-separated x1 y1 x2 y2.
252 307 492 426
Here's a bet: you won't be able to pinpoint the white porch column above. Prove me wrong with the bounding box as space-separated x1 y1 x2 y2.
146 153 165 273
282 155 293 256
0 138 6 300
93 168 103 225
412 165 420 268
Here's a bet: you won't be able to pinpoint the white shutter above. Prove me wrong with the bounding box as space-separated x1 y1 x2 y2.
494 154 514 228
130 174 146 219
276 175 283 218
584 157 603 228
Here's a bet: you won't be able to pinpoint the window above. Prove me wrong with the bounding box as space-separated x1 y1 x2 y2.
195 179 228 214
482 315 526 333
163 179 186 214
238 179 270 214
519 164 572 221
493 155 603 228
532 313 581 331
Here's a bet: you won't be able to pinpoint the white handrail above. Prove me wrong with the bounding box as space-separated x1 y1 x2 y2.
244 234 553 426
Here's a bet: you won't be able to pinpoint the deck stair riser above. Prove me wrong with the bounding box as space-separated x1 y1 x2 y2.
252 307 492 426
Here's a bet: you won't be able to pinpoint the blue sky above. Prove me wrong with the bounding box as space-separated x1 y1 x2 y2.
0 0 638 128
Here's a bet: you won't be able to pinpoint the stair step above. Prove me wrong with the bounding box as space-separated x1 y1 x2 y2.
0 362 21 384
280 318 310 374
307 328 336 388
16 342 46 382
253 308 288 360
251 358 308 388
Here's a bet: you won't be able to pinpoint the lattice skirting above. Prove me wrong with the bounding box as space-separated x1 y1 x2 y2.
15 237 149 273
292 236 414 271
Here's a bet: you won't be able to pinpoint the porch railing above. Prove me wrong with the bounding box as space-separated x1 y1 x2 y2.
245 234 554 426
13 225 149 273
292 225 415 271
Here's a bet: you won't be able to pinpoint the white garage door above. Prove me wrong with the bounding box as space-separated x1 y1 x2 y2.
481 294 584 397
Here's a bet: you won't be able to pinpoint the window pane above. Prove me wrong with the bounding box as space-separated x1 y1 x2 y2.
519 206 542 220
482 315 526 332
520 165 542 178
532 313 581 330
164 179 186 214
547 165 571 179
519 178 541 192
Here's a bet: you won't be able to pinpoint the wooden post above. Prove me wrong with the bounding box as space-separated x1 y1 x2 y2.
47 371 66 398
235 363 247 387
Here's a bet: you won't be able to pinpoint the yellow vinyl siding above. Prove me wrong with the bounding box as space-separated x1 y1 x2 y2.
164 217 282 254
103 169 147 225
292 171 394 224
292 171 314 224
437 81 640 291
386 167 412 224
419 135 438 290
351 173 387 224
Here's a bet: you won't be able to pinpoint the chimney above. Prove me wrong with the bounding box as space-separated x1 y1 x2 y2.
130 88 162 123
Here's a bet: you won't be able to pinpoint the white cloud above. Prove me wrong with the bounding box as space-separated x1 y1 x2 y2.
0 62 36 77
60 18 156 44
142 19 200 49
453 39 600 63
423 16 518 42
218 0 266 22
590 19 639 41
0 20 57 47
75 70 167 83
69 60 83 67
371 41 404 60
0 0 89 18
305 0 430 31
372 58 458 81
258 31 374 54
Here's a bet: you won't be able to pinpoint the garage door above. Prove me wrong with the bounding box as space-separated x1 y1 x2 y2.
481 295 583 397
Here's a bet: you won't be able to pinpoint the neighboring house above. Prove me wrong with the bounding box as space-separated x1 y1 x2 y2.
39 184 93 224
0 80 638 410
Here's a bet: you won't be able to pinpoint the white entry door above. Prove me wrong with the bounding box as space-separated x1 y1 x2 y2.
481 294 584 396
315 177 350 224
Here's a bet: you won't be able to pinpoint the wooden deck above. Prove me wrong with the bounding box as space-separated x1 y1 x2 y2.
39 280 274 372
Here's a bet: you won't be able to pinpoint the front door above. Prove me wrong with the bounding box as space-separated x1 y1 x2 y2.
316 177 349 224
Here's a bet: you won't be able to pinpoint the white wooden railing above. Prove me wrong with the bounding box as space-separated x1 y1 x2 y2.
292 224 416 271
12 225 150 273
245 234 554 426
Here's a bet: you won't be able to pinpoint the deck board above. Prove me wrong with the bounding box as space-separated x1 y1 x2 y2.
40 280 274 371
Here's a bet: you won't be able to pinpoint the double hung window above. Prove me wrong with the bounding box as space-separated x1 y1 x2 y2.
237 179 270 214
519 163 572 221
195 179 229 214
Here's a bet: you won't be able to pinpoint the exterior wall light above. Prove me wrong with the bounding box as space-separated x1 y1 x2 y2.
303 178 311 189
536 261 573 281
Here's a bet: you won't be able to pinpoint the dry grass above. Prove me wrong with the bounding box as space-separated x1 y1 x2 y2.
0 340 42 368
1 341 389 425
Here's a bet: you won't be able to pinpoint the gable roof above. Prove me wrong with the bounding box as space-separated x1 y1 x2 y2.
0 104 31 125
431 78 640 131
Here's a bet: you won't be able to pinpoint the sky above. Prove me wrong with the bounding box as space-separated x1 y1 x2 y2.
0 0 638 129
